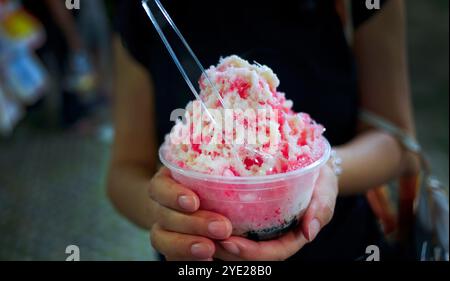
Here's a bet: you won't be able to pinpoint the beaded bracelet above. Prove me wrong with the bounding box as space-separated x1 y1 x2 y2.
329 149 343 177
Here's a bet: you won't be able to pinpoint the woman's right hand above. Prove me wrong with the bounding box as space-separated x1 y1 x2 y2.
149 167 233 260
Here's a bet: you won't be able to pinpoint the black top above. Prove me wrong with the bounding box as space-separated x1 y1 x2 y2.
116 0 388 260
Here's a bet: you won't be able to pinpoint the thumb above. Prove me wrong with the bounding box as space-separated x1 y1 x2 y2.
302 165 338 241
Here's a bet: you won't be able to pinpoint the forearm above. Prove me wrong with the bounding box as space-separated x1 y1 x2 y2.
107 35 160 229
337 0 418 196
107 161 157 229
335 129 403 195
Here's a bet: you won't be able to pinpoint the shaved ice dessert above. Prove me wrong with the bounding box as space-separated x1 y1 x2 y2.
160 55 330 240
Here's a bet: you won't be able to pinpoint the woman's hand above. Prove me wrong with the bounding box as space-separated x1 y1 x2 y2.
149 164 337 261
149 167 233 261
213 165 338 261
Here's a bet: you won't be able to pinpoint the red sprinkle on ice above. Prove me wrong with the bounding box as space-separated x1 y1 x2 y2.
244 156 264 170
192 144 202 154
281 143 289 159
230 78 251 99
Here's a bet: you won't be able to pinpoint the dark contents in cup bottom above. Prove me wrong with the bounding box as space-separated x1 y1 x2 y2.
244 217 299 241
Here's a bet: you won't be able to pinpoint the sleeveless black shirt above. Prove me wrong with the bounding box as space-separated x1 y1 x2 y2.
116 0 387 260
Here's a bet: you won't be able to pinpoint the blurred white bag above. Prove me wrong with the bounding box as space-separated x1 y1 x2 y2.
0 41 47 104
416 175 449 261
360 110 449 261
0 0 47 104
0 0 47 136
0 84 24 137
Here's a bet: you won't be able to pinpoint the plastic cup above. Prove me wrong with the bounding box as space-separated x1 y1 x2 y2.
159 137 331 240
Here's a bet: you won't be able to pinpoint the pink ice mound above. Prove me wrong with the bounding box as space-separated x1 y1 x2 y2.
163 55 325 176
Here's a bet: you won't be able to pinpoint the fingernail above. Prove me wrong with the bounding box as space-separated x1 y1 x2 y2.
220 241 240 255
308 219 321 241
178 195 196 211
208 221 229 239
190 243 212 259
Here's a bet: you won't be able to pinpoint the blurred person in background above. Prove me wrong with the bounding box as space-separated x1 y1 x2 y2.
21 0 112 130
107 0 420 261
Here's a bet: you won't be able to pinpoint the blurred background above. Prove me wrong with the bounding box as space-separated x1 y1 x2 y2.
0 0 448 260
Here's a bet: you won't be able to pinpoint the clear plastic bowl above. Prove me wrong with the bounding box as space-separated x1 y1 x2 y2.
159 138 331 240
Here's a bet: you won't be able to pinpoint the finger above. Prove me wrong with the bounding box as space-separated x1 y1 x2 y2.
302 165 338 241
216 227 307 261
151 223 215 261
157 206 232 240
150 167 200 212
214 241 244 261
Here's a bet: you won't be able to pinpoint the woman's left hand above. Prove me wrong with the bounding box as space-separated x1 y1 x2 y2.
213 164 338 261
